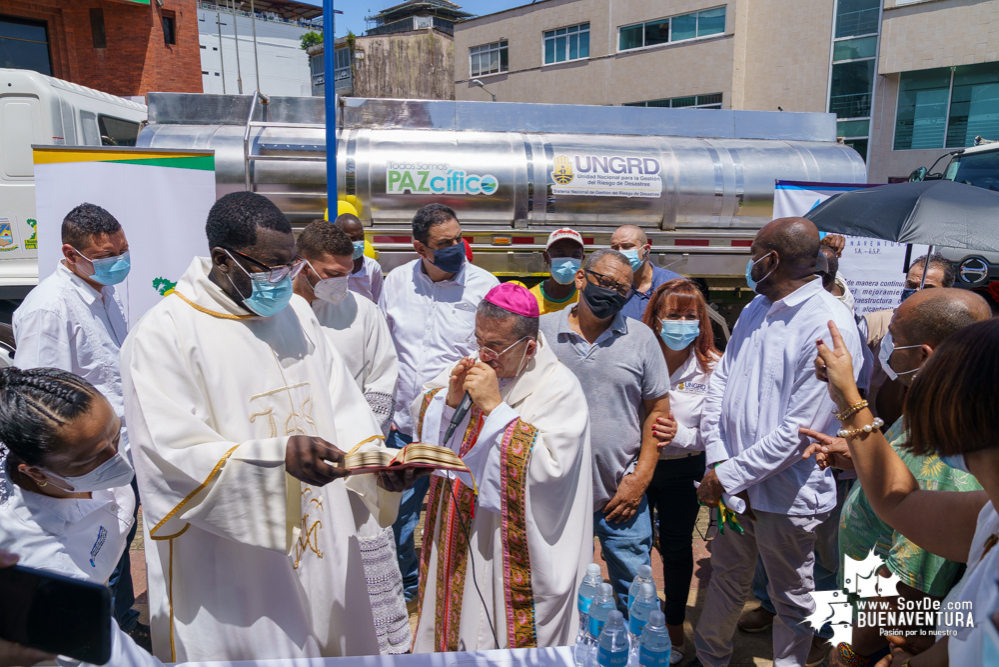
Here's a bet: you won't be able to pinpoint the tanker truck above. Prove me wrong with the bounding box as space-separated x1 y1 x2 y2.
137 91 866 331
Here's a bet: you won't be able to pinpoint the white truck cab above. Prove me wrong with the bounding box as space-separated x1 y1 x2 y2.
0 68 146 311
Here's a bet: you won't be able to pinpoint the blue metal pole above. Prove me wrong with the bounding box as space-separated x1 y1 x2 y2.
323 0 336 217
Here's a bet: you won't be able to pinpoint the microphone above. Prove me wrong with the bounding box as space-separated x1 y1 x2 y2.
443 392 473 445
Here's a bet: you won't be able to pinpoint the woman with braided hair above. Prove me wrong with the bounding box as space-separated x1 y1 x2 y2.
0 367 163 666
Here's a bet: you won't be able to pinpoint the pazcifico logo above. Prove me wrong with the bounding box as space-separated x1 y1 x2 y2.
386 163 498 196
807 549 975 645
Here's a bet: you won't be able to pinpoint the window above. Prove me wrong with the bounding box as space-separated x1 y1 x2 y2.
0 15 52 75
202 70 209 74
162 12 176 46
894 63 999 150
470 40 508 77
625 93 723 109
835 0 880 39
618 7 725 51
200 44 206 49
829 60 875 118
544 23 589 64
97 115 140 147
90 8 106 48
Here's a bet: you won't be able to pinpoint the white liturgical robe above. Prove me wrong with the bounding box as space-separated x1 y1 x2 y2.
411 334 592 652
121 257 400 663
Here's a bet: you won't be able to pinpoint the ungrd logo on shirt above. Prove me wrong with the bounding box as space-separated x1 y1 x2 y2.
90 525 108 567
678 381 708 394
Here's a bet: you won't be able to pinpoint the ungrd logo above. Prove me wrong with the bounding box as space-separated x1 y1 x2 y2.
386 167 499 196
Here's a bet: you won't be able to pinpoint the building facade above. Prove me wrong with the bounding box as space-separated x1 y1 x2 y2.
454 0 999 183
197 0 318 97
0 0 202 98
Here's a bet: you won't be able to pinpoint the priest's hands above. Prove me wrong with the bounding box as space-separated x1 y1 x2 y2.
378 467 433 493
464 363 502 416
603 473 650 524
447 356 477 408
285 436 351 486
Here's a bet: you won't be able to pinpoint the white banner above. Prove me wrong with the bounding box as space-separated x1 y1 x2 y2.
33 148 216 327
773 181 928 316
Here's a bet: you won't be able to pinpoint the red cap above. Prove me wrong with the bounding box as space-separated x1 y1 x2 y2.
546 228 584 250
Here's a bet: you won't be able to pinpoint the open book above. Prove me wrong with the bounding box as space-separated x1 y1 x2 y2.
344 442 470 475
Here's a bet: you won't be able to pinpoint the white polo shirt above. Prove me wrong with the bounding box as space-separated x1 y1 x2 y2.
0 469 135 585
659 350 718 459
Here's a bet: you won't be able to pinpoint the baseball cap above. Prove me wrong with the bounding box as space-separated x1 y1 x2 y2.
546 228 584 250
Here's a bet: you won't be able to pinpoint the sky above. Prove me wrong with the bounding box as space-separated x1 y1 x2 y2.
296 0 529 38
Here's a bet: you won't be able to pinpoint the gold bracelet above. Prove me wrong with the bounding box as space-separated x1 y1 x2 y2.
837 418 884 438
834 399 868 420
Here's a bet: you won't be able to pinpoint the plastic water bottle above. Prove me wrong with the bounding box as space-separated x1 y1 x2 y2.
575 564 604 666
587 583 617 643
637 611 671 667
594 610 631 667
627 564 654 609
629 583 660 640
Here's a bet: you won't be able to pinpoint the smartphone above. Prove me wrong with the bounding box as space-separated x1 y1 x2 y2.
0 564 112 664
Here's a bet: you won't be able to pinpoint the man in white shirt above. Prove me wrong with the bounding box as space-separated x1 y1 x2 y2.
379 203 499 605
336 213 383 303
10 202 145 646
690 217 864 667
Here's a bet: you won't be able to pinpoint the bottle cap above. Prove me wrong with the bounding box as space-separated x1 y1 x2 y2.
640 583 656 598
637 564 653 579
598 583 614 597
648 611 665 628
587 563 602 577
606 610 624 626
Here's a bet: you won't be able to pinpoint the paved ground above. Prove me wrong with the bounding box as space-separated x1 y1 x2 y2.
129 506 828 666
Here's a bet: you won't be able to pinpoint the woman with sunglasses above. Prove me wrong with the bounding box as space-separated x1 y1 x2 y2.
642 279 721 665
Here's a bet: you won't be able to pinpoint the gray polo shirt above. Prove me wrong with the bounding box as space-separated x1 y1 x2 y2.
540 307 670 514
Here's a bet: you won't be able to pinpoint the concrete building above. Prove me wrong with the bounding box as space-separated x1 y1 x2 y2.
197 0 319 97
453 0 999 183
0 0 202 98
308 0 463 99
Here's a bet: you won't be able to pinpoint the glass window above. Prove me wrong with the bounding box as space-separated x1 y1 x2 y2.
644 19 669 47
98 116 139 147
697 7 726 37
0 15 51 75
829 59 875 119
619 24 643 50
835 0 880 38
162 15 176 46
671 13 697 41
671 96 696 108
470 40 508 77
546 23 589 64
626 93 723 109
837 119 870 137
946 62 999 149
949 150 999 189
698 93 723 106
894 68 951 150
844 138 869 161
832 35 877 62
90 8 106 49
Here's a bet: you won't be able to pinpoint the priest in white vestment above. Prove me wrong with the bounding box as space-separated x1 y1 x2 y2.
121 193 409 663
292 219 409 654
412 282 593 652
293 220 398 435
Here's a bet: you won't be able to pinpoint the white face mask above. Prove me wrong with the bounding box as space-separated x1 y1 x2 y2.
45 452 134 493
314 276 349 304
878 331 920 381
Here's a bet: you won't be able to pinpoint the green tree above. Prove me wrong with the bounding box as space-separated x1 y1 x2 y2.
300 31 323 50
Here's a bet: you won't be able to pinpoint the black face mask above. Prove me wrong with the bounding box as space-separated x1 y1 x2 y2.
581 280 628 320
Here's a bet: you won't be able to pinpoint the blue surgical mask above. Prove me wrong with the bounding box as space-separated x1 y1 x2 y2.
745 251 776 294
620 248 645 273
900 287 917 303
77 249 131 286
431 243 465 273
225 250 295 317
352 240 365 260
550 257 581 285
940 453 970 474
660 320 700 351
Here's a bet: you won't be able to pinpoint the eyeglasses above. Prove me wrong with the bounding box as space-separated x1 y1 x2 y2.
585 269 631 297
467 333 534 363
224 247 306 284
